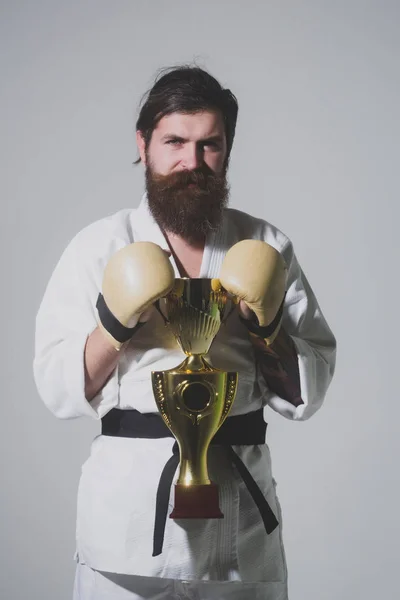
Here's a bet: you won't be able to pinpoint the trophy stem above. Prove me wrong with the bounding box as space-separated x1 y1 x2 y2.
179 354 215 373
178 449 210 486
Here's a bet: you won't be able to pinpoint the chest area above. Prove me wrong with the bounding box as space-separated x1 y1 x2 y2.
168 240 205 278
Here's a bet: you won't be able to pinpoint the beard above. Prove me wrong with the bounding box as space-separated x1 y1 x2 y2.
145 161 230 245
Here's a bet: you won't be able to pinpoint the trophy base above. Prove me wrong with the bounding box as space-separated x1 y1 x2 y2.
170 483 224 519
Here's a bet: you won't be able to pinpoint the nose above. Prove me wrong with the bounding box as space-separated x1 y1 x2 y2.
181 143 203 170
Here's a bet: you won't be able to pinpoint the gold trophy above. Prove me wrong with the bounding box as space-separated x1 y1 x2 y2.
152 278 238 519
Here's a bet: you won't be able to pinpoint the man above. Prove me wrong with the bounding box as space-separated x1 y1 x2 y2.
34 66 336 599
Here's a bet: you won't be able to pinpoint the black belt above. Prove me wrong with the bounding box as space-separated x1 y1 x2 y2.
101 408 279 556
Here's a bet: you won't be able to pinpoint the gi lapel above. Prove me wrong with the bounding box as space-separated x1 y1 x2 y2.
132 196 237 279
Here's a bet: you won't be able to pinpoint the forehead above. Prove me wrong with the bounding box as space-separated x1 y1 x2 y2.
153 110 225 139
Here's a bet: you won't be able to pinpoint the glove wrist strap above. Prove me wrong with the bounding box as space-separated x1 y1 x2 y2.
96 293 144 345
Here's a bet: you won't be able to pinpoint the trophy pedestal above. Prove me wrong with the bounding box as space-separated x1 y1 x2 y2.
170 483 224 519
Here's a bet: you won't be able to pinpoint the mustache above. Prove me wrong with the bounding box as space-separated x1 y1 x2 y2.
150 167 224 192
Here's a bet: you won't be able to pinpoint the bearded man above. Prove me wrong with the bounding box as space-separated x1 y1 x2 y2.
34 66 336 600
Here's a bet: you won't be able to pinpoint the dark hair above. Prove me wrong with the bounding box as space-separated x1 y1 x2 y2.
134 65 238 164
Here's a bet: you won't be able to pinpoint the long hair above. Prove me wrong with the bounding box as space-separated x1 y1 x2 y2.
134 65 238 164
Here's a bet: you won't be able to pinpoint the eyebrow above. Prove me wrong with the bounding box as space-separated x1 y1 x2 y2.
161 134 224 144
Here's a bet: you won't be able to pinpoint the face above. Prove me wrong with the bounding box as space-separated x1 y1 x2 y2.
137 109 227 175
137 110 230 244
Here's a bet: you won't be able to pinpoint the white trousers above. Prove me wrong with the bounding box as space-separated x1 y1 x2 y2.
73 563 288 600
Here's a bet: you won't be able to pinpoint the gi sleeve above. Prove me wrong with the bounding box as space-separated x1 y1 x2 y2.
33 233 119 420
264 236 337 421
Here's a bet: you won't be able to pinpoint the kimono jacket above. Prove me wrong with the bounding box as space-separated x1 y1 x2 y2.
33 195 336 595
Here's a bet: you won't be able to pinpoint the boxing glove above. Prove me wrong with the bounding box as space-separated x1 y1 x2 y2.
96 242 175 349
219 240 287 345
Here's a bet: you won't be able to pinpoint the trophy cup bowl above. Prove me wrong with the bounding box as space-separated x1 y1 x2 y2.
152 278 238 519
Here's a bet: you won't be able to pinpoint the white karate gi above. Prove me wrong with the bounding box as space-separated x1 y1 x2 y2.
34 195 336 599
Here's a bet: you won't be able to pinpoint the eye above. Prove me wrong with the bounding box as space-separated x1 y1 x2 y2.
166 139 182 146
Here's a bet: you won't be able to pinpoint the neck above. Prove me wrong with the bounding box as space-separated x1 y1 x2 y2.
163 229 205 252
162 229 205 278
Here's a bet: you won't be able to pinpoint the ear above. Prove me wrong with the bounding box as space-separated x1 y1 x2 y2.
136 130 147 164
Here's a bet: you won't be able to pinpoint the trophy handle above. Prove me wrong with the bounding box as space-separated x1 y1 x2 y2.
219 293 239 326
154 299 169 326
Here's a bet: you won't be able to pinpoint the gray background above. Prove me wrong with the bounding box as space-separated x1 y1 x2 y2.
1 1 399 598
